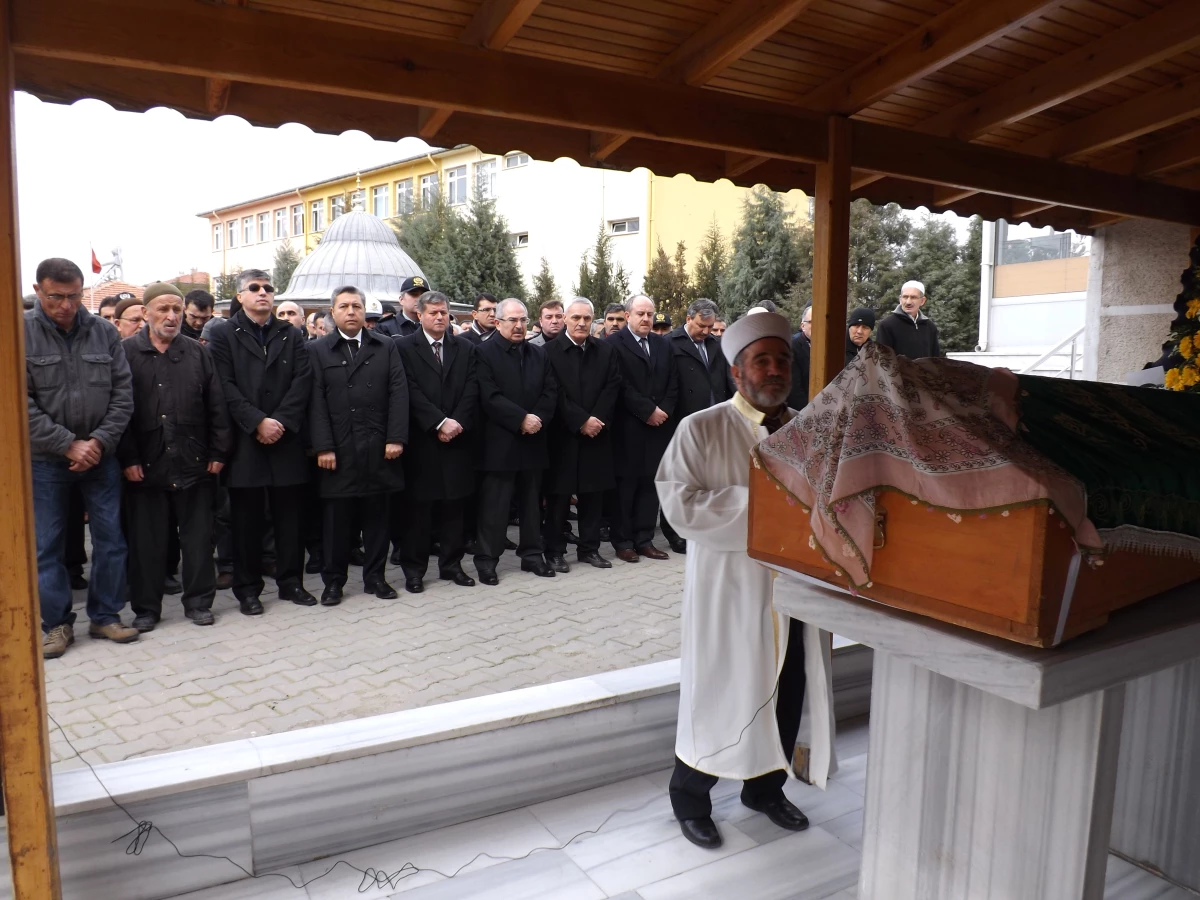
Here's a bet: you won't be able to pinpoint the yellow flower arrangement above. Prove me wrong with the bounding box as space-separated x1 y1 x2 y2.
1183 336 1196 360
1188 298 1200 319
1166 368 1183 390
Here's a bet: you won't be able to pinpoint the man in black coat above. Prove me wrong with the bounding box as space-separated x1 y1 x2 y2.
542 297 621 573
608 294 678 563
459 292 498 346
394 291 478 594
788 304 812 411
119 283 233 630
309 287 409 605
473 298 558 585
208 268 315 614
393 276 428 337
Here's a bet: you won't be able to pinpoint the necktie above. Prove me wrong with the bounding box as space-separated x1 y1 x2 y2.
763 414 784 435
432 340 442 366
696 341 709 367
640 337 650 359
346 338 358 360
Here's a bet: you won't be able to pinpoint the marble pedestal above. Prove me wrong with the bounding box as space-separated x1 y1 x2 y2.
773 576 1200 900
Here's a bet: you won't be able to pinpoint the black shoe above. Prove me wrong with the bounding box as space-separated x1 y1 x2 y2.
185 608 215 626
321 585 343 607
163 575 183 595
504 538 518 551
305 555 323 575
440 570 476 587
366 581 399 599
478 568 499 586
261 559 277 578
238 596 263 616
69 570 89 591
563 530 578 545
668 538 687 554
216 571 233 590
405 577 425 594
549 554 570 574
390 547 403 566
598 526 610 542
131 614 158 633
521 558 555 578
349 547 365 567
578 551 612 569
741 795 809 832
679 817 722 849
281 586 318 607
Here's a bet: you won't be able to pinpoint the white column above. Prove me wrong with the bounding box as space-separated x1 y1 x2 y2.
859 652 1125 900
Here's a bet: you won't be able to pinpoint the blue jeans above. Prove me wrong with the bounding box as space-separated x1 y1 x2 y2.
33 456 128 631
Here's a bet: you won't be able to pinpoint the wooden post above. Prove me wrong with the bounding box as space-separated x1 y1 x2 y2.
809 116 851 399
0 0 62 896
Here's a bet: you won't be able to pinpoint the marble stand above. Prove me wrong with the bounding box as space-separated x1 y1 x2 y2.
773 575 1200 900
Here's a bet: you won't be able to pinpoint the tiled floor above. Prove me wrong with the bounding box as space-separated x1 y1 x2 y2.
162 718 1197 900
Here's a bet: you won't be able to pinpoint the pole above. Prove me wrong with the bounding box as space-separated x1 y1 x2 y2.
809 116 852 399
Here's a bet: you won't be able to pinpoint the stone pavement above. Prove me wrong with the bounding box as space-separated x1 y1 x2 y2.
45 532 684 770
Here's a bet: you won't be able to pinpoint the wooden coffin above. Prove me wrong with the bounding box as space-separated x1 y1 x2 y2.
747 465 1200 647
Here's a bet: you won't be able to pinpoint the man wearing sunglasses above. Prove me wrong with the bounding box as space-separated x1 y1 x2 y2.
208 268 316 614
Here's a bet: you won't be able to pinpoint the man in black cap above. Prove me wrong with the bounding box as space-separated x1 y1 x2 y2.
461 292 498 345
652 311 673 336
396 276 428 336
845 306 876 366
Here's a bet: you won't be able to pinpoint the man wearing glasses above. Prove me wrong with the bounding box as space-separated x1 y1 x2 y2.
461 291 498 345
787 304 812 410
209 268 316 614
114 294 147 339
27 257 138 658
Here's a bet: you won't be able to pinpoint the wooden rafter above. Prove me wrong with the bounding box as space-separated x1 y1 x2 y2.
417 105 454 140
725 152 769 178
205 77 231 115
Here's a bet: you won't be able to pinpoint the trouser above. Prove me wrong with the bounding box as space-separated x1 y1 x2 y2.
400 496 466 580
660 511 682 548
66 484 87 574
32 457 127 631
611 475 659 551
474 470 543 568
213 484 233 574
669 619 807 820
322 495 390 588
544 491 604 556
229 485 306 601
126 481 217 620
304 460 324 563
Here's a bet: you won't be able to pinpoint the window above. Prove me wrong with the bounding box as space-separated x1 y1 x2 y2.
372 185 388 218
258 212 270 243
509 232 529 248
476 159 497 199
447 166 468 205
274 208 287 239
243 216 254 244
609 217 640 235
996 220 1090 265
212 224 222 251
396 179 414 216
292 204 304 235
420 173 439 209
505 153 530 169
311 199 325 232
330 195 345 221
227 221 237 249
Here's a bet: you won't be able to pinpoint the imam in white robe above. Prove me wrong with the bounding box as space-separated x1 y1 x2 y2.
656 393 837 787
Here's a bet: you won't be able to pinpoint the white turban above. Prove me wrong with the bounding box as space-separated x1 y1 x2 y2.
723 311 792 365
902 280 926 296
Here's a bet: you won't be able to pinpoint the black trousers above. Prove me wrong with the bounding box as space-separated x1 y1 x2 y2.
304 461 324 563
126 481 217 619
611 475 660 551
660 511 683 548
544 491 603 556
322 495 390 588
66 484 87 572
229 485 306 600
669 618 807 820
400 496 466 579
213 484 233 574
475 470 543 568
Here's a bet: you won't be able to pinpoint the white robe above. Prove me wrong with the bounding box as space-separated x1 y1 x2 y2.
656 397 837 787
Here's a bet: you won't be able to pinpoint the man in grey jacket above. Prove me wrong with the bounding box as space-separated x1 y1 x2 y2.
27 258 139 658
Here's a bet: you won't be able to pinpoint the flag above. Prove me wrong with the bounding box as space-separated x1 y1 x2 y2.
91 248 101 274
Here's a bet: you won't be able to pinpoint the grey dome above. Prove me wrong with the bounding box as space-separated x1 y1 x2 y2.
276 210 425 306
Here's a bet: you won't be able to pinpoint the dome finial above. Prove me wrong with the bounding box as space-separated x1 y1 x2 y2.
351 174 365 212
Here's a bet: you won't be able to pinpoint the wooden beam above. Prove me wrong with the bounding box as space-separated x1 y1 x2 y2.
725 152 769 178
0 0 61 896
1128 128 1200 178
591 131 631 162
932 185 979 206
810 117 851 397
204 77 230 115
802 0 1061 115
1089 212 1128 229
850 170 884 191
417 105 454 140
459 0 542 50
1011 199 1057 219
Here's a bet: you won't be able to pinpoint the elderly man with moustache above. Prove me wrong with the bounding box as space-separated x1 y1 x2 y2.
119 283 232 630
113 294 146 339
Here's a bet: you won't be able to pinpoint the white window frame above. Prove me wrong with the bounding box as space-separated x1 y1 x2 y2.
258 212 270 243
447 166 468 206
509 232 529 248
227 221 237 249
420 173 439 209
372 184 388 218
292 204 304 235
274 208 287 239
475 159 498 199
243 216 254 244
311 199 325 232
505 152 530 169
609 217 640 235
212 223 222 251
330 195 345 221
396 179 414 216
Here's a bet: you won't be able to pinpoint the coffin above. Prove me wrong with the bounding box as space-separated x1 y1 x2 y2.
748 465 1200 646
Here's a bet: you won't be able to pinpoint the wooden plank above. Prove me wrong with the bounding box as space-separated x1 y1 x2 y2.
801 0 1064 115
724 151 769 177
204 77 231 115
416 105 454 139
1011 199 1058 218
810 116 851 398
0 0 61 894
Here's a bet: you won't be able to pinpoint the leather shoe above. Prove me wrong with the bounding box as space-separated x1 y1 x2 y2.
440 570 476 587
521 558 556 578
478 568 499 586
668 538 687 554
504 538 518 551
578 551 612 569
69 570 89 591
366 581 399 600
563 529 578 545
321 585 343 607
549 554 570 574
638 544 670 560
215 571 233 590
678 817 722 849
132 614 158 633
281 586 318 607
405 577 425 594
305 555 323 575
185 608 215 626
163 575 183 595
741 795 809 832
615 548 640 564
390 547 404 566
238 596 264 616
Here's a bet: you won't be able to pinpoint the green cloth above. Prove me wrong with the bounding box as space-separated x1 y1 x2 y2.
1016 375 1200 537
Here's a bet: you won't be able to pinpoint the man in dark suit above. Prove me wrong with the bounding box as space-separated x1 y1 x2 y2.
787 303 812 411
662 298 733 553
460 292 498 346
208 269 316 614
608 294 677 563
473 299 558 585
542 297 621 572
394 291 478 594
394 276 428 337
308 286 409 606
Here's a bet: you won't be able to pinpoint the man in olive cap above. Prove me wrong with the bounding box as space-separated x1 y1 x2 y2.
114 293 146 339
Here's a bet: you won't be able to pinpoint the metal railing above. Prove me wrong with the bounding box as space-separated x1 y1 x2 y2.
1018 326 1085 379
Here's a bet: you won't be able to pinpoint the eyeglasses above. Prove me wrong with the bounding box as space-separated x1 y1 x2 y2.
499 316 529 325
243 283 276 294
44 292 83 302
119 316 145 325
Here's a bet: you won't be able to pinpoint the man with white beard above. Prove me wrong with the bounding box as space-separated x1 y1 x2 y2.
655 311 836 850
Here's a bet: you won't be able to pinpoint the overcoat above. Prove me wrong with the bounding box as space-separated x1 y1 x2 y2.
307 329 409 498
608 327 678 477
208 310 312 488
474 335 557 473
543 331 621 495
394 329 478 502
666 326 732 421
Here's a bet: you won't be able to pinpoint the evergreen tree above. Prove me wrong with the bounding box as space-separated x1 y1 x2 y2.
721 187 801 319
531 256 559 306
693 219 728 309
394 191 462 297
643 241 674 312
213 270 241 301
572 223 631 310
644 240 694 324
911 215 981 353
458 187 527 302
271 240 302 294
848 200 911 316
780 223 814 324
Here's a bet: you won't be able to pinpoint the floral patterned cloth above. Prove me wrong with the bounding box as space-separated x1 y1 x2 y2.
754 343 1100 587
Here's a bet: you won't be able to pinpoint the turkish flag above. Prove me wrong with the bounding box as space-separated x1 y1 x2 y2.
91 249 101 274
